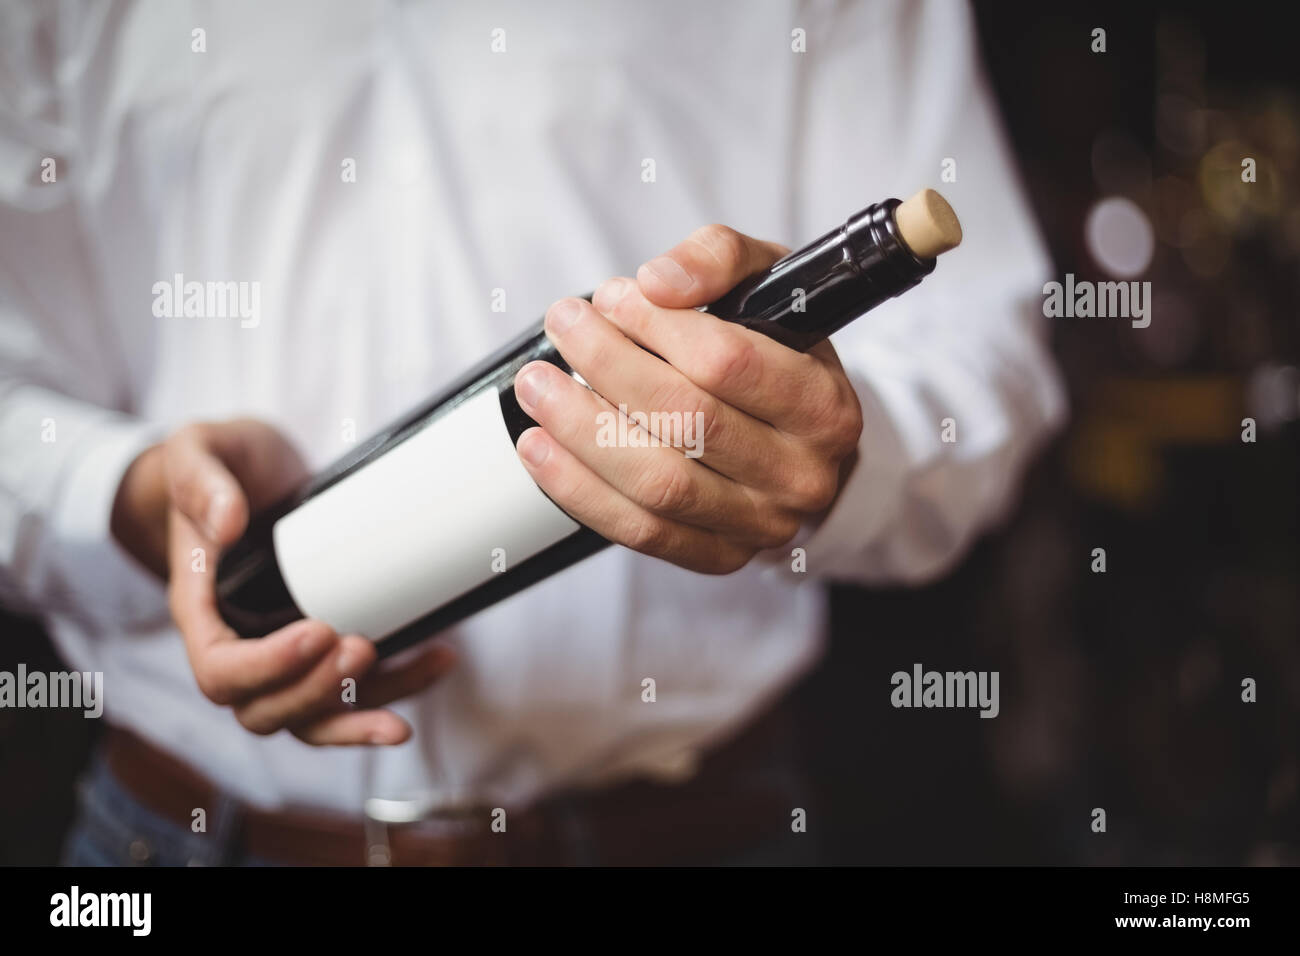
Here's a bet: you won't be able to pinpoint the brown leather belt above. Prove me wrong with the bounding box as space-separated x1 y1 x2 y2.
102 702 800 866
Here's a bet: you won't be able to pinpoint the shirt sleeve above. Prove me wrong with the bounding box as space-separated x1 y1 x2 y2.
0 1 168 629
763 0 1066 585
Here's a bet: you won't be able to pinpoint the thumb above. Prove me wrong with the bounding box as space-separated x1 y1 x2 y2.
635 223 789 309
162 423 251 547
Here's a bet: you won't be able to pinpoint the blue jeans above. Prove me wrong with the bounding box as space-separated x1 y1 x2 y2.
62 755 277 867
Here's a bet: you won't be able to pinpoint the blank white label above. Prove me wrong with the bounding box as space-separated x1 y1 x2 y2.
273 388 580 640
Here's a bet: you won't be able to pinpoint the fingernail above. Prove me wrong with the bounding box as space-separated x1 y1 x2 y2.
297 625 331 660
545 298 582 336
205 491 230 540
514 366 551 411
640 255 694 292
337 640 368 675
517 429 550 467
592 277 630 313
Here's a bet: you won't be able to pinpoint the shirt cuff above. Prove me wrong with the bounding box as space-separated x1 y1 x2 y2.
50 415 170 630
755 370 911 584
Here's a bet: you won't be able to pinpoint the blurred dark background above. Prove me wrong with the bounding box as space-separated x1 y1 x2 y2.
3 1 1297 864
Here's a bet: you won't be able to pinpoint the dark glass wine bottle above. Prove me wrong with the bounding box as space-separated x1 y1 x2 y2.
217 191 961 657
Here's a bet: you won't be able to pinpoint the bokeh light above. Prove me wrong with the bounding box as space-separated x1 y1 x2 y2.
1085 197 1156 278
1245 363 1300 430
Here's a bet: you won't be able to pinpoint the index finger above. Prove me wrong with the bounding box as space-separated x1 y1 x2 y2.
636 224 789 309
167 505 338 705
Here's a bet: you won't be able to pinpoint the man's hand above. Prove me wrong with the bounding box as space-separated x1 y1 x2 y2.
112 419 455 745
513 225 864 573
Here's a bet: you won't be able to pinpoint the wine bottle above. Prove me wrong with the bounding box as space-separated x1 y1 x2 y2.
217 190 962 658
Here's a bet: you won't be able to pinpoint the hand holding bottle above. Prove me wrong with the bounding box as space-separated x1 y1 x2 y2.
513 224 865 574
112 420 456 744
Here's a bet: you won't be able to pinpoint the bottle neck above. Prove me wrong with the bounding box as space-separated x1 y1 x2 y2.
703 199 936 352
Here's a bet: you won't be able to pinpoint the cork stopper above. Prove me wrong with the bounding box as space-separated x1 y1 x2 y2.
895 189 962 259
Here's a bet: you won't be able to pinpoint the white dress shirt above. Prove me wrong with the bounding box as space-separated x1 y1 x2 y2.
0 0 1064 812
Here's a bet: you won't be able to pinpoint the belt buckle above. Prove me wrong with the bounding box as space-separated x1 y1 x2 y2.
362 790 491 866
